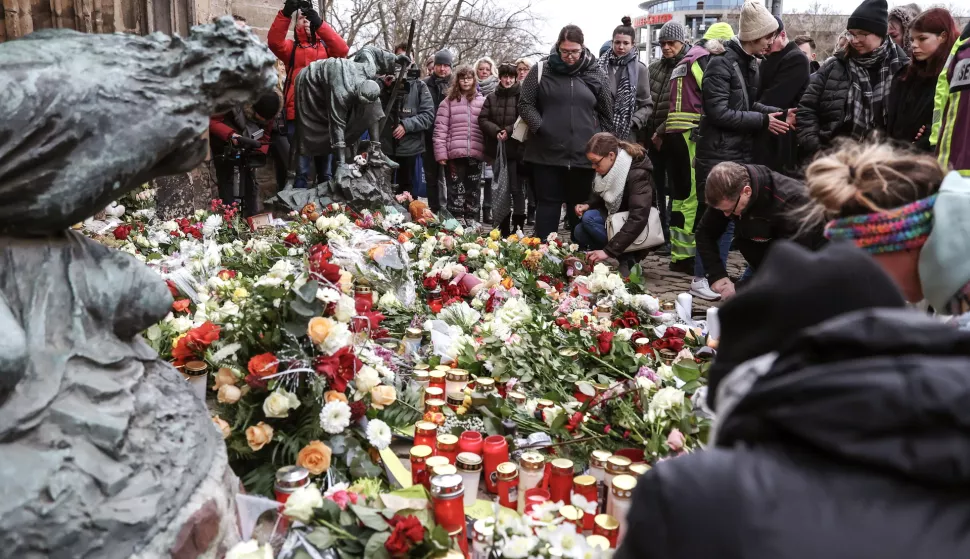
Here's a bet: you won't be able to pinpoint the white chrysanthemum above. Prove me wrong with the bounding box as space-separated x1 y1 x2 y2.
161 220 178 232
377 290 401 310
211 343 241 363
438 301 482 331
365 419 392 450
316 287 341 303
203 214 223 237
319 400 352 434
170 316 193 333
544 522 587 559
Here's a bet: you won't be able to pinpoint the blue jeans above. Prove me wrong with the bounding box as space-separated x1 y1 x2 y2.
572 209 608 250
286 122 332 189
694 221 735 278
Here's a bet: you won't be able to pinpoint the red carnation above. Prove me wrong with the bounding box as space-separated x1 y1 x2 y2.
283 232 301 247
597 331 614 355
349 400 367 422
113 224 132 241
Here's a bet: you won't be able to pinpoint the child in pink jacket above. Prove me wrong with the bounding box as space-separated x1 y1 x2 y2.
433 65 486 224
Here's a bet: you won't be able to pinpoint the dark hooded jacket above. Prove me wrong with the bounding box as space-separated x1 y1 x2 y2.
695 39 781 180
616 301 970 558
584 150 654 258
479 83 524 161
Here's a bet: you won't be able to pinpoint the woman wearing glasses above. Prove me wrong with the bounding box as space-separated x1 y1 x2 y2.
797 0 909 157
518 24 615 242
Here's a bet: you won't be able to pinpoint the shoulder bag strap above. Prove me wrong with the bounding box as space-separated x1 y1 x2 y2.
732 62 750 110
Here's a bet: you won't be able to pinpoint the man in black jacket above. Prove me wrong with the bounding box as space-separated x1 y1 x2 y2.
696 161 825 300
616 239 970 559
380 65 435 196
753 16 810 174
793 35 821 73
691 0 794 301
421 49 453 212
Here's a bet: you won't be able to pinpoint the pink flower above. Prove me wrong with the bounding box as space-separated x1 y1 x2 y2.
327 489 359 510
666 428 686 452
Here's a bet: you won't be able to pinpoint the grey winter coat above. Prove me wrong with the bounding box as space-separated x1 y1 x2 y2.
380 78 435 158
696 39 781 179
604 60 653 141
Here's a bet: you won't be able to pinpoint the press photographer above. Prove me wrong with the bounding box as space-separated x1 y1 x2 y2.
379 64 435 196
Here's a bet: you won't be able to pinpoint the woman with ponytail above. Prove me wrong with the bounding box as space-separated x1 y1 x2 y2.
573 132 654 275
804 140 970 327
600 17 653 142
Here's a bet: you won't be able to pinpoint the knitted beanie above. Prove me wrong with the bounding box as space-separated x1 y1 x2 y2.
738 0 779 41
433 49 454 67
658 21 689 44
847 0 889 37
704 22 735 41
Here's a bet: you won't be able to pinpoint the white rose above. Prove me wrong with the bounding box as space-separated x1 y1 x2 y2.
161 220 178 232
283 484 324 524
355 366 381 394
334 295 356 323
467 248 480 259
262 389 301 419
225 540 273 559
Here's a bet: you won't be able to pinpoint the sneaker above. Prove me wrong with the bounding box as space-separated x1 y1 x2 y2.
668 258 695 275
690 277 721 301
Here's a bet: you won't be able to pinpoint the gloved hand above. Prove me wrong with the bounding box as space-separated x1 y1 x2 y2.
282 0 299 17
303 5 322 31
395 54 412 68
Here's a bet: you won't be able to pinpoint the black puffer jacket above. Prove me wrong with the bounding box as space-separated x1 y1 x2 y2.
584 151 654 258
479 83 524 161
616 308 970 559
518 50 614 169
796 54 852 155
646 44 688 138
696 164 825 284
696 39 781 178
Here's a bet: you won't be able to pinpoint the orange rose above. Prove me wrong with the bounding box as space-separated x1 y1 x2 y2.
212 367 238 391
245 421 274 451
501 277 514 290
217 384 241 404
307 317 334 345
324 390 348 404
248 353 279 378
172 299 191 313
370 385 397 410
212 415 231 439
296 440 333 475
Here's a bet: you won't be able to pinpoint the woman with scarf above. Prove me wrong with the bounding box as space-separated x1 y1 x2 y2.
573 132 654 276
887 8 958 152
518 24 614 241
476 56 500 223
600 17 653 142
797 0 909 157
803 141 970 329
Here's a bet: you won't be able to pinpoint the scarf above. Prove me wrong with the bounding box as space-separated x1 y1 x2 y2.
592 149 633 214
823 193 937 254
479 75 499 97
599 49 640 138
547 46 598 77
844 40 905 139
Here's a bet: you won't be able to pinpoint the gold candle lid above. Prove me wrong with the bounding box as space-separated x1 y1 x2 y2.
433 464 457 477
414 370 430 382
475 377 496 390
429 370 447 381
590 449 612 468
414 363 431 371
559 348 579 357
456 452 483 472
184 360 208 376
437 434 458 447
426 456 450 470
424 398 446 409
446 369 469 382
409 445 433 459
573 474 596 487
496 462 518 481
586 535 611 550
559 505 583 522
434 365 452 372
519 451 545 471
595 514 619 530
508 390 527 404
446 393 465 406
424 386 444 398
355 285 372 293
629 463 651 476
405 327 423 338
606 455 632 474
415 421 438 435
611 474 637 495
551 458 573 474
536 398 555 409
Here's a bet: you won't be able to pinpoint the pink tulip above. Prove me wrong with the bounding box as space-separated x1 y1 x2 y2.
666 428 686 452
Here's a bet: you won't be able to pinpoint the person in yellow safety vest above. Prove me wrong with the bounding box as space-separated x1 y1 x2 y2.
930 20 970 176
663 22 734 273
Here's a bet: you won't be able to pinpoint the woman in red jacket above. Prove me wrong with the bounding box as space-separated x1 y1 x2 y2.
268 0 349 189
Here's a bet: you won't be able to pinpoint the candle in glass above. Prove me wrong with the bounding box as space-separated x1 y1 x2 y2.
549 458 574 504
517 452 545 513
611 475 636 544
482 435 509 493
456 452 482 506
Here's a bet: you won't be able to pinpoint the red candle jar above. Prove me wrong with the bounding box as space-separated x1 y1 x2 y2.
425 398 446 414
496 462 519 510
414 421 438 451
482 435 509 494
593 514 620 548
410 445 432 488
549 458 574 504
431 474 468 556
436 434 459 464
273 465 310 504
458 431 484 456
634 338 652 355
573 475 597 531
429 370 447 392
447 392 465 411
523 488 551 516
427 288 443 314
354 285 373 313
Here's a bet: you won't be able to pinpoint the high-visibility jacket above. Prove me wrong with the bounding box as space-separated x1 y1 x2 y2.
665 39 725 134
932 32 970 176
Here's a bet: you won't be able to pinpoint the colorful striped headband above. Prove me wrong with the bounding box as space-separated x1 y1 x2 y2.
824 194 938 254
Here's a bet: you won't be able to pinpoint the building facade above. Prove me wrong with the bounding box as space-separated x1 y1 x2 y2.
635 0 744 62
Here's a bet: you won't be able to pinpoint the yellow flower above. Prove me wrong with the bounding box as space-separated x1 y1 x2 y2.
370 385 397 410
489 229 501 241
307 316 335 345
297 440 333 475
506 234 519 243
172 333 187 351
501 277 514 290
456 406 467 415
338 271 354 294
233 287 249 300
245 421 274 451
487 241 499 251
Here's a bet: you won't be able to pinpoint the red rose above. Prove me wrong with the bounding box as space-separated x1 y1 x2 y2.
248 353 280 378
664 326 686 339
350 312 385 334
113 225 132 241
630 331 647 343
310 260 342 283
172 321 220 365
283 232 300 247
458 254 467 263
652 337 685 352
385 515 425 556
597 332 614 355
308 243 333 264
172 299 191 313
422 276 439 290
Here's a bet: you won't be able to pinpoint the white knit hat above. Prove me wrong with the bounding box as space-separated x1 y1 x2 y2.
738 0 779 41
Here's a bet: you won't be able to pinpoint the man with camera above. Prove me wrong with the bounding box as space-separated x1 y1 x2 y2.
209 92 283 216
379 65 435 196
268 0 349 189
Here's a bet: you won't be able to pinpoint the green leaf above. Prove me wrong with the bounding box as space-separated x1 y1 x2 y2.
290 298 320 317
550 412 568 431
350 504 390 531
298 279 320 303
305 527 336 549
483 417 504 436
329 435 348 454
364 531 391 559
284 320 308 338
673 360 701 383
